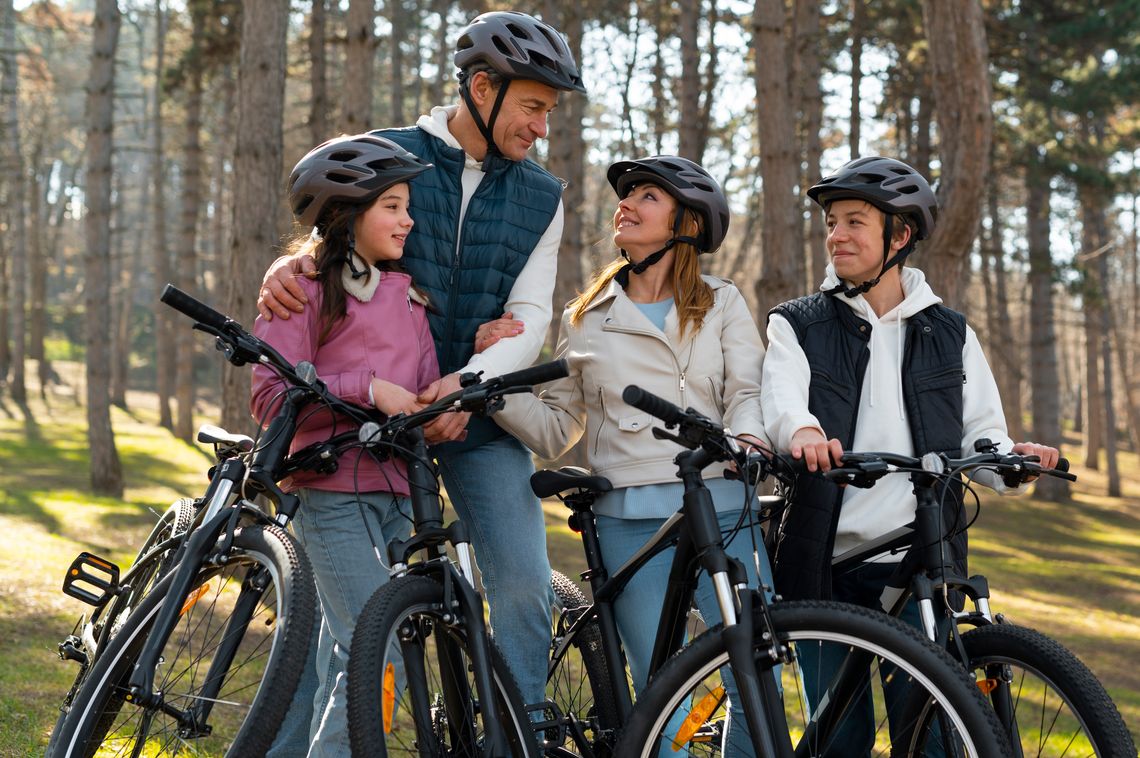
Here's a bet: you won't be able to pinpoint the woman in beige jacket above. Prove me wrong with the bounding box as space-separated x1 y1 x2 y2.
487 155 770 741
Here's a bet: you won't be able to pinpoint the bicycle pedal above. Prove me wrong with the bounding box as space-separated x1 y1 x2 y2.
61 552 121 607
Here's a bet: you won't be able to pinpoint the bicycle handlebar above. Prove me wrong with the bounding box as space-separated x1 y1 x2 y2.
834 448 1075 487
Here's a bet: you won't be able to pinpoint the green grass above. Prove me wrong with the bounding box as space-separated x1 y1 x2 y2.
3 379 1139 753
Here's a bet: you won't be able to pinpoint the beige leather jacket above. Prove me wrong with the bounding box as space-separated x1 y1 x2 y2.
494 275 768 489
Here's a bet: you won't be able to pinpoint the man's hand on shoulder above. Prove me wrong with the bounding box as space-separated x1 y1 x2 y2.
258 253 317 321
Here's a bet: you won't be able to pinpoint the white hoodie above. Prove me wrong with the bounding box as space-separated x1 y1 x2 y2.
414 105 563 379
761 265 1019 559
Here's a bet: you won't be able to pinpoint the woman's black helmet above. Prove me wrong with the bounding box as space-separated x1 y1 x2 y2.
806 156 937 239
454 11 585 93
607 156 730 253
288 134 432 230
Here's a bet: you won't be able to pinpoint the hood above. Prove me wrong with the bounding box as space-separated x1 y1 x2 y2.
820 263 942 321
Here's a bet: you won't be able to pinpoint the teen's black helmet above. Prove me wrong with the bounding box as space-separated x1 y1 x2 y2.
287 134 432 230
806 156 937 240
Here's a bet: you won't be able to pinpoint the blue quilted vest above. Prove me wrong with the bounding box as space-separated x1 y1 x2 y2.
372 126 563 451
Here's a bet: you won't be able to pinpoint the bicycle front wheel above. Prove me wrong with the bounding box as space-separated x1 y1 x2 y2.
957 623 1136 757
347 574 539 757
615 600 1012 757
50 523 316 757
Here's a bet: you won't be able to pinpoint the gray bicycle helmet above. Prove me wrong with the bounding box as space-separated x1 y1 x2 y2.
288 134 432 230
454 11 585 93
806 156 937 240
607 156 730 253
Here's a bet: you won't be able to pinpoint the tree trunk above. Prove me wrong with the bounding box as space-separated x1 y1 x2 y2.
848 0 864 159
752 0 802 319
175 66 204 443
1025 156 1067 501
84 0 124 497
28 134 49 396
343 0 375 133
223 0 288 433
429 0 449 108
309 0 329 143
152 0 173 429
985 173 1024 439
1 0 27 405
389 0 406 126
678 0 701 160
649 2 665 155
919 0 992 309
794 0 825 291
914 80 933 179
110 168 129 408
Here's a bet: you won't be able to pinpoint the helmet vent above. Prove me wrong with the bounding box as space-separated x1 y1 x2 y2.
491 36 514 57
530 51 556 73
328 150 361 162
326 171 357 185
505 22 532 39
897 185 919 195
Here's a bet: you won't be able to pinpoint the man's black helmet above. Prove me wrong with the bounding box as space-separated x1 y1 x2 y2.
607 156 730 253
454 11 586 93
288 134 432 230
806 156 937 240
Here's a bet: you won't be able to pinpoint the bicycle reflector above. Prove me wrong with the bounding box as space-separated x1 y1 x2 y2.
672 684 726 749
61 552 121 607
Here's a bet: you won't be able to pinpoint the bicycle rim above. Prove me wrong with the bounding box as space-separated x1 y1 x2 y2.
616 601 1011 757
347 574 536 757
959 624 1137 757
53 525 315 758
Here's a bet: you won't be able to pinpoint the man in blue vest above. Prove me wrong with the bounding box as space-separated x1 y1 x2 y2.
760 156 1059 756
259 11 585 755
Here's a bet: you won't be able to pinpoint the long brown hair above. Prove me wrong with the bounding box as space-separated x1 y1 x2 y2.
283 200 426 345
569 206 713 337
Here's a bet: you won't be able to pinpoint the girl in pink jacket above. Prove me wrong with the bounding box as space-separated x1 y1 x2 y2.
250 134 437 757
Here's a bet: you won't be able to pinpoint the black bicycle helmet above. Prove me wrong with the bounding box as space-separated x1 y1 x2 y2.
287 134 432 230
454 11 585 93
607 156 730 253
806 156 937 240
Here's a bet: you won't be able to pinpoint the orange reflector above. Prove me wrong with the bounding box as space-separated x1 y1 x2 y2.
383 662 397 733
180 583 211 616
671 685 725 751
977 677 999 695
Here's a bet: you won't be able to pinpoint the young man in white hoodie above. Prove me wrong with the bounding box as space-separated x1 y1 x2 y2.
760 156 1059 755
259 12 586 756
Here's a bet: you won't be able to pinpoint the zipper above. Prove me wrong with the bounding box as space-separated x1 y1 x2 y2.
593 387 607 455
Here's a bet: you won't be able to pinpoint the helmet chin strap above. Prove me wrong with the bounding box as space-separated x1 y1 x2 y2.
826 214 914 298
615 212 702 288
344 226 370 280
458 73 512 171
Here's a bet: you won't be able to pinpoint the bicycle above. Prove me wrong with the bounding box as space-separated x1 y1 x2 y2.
48 284 559 757
522 384 1014 757
342 356 574 758
800 443 1137 757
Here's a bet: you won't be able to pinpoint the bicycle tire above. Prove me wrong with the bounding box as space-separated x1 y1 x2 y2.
544 570 623 756
347 574 539 757
49 523 317 758
47 497 196 752
955 623 1136 757
614 600 1013 757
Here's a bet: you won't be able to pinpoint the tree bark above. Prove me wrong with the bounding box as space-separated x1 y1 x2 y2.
1 0 27 404
1025 156 1067 501
152 0 173 429
343 0 375 133
175 54 204 442
28 130 49 397
389 0 406 125
919 0 992 309
309 0 329 143
794 0 825 290
848 0 864 160
84 0 124 496
678 0 701 160
752 0 802 319
984 173 1024 440
222 0 288 433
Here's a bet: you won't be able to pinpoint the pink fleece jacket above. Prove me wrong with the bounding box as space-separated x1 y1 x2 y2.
250 271 439 495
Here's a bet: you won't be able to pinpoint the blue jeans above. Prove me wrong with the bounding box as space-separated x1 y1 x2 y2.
596 508 775 757
269 489 413 758
435 434 553 707
799 561 950 758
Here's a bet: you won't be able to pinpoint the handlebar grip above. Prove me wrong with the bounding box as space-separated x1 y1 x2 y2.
495 359 569 390
160 284 229 331
622 385 687 426
1056 457 1070 473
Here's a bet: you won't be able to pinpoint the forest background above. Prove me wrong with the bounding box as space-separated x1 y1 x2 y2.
0 0 1139 749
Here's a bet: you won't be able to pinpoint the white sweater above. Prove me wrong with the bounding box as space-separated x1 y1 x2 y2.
761 266 1021 558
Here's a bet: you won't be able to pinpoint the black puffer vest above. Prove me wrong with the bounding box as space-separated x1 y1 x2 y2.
768 292 968 601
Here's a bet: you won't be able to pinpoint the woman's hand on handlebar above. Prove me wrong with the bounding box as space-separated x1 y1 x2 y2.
790 427 844 473
417 373 471 443
257 254 317 321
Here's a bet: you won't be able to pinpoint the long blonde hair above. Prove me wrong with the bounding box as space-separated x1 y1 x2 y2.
569 206 713 337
